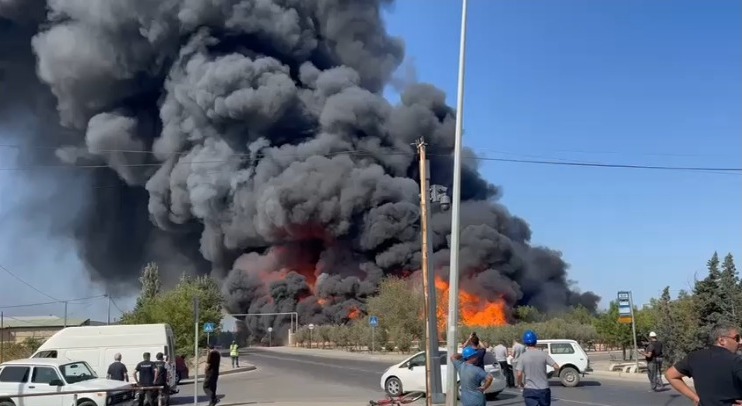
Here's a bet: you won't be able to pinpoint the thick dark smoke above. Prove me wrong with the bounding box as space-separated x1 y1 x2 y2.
0 0 599 334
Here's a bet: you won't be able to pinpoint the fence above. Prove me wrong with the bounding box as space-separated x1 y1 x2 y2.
0 385 169 406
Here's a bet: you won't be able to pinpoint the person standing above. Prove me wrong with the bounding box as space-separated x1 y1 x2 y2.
643 331 664 391
107 353 129 382
134 352 155 406
153 352 170 406
665 323 742 405
516 330 560 406
512 338 526 373
229 340 240 368
494 342 514 388
462 332 487 369
203 344 221 406
451 347 494 406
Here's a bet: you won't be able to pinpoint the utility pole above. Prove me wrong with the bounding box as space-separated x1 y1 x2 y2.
416 138 443 405
1 311 4 362
445 0 470 403
63 301 68 328
107 295 111 325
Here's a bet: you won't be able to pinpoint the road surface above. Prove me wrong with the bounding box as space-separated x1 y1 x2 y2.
228 347 692 406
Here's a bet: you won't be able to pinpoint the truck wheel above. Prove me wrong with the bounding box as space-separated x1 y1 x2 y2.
559 366 580 387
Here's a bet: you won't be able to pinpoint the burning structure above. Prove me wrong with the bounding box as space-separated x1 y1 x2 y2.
0 0 599 335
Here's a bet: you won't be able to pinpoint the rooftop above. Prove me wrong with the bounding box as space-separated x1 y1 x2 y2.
0 316 90 329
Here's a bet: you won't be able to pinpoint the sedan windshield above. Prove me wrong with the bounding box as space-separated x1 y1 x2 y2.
60 362 97 383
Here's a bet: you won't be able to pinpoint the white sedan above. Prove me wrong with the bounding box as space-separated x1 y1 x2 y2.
380 348 507 400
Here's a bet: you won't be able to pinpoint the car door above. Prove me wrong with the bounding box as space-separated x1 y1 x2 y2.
0 365 31 405
402 353 427 392
27 366 64 406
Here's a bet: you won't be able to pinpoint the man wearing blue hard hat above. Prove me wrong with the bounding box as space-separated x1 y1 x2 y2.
515 330 560 406
450 346 494 406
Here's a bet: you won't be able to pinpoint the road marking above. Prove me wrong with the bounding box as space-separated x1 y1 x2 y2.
501 390 618 406
250 351 384 375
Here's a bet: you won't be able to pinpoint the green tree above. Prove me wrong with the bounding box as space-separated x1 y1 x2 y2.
720 253 740 324
693 252 725 343
366 277 424 340
122 271 223 354
134 263 161 311
513 306 542 323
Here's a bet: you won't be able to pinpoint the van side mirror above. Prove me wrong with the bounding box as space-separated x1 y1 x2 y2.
49 379 63 386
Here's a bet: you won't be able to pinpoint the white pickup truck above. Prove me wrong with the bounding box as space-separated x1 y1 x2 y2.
0 358 135 406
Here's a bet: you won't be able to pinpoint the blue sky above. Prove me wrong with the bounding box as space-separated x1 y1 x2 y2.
1 1 740 324
383 0 741 307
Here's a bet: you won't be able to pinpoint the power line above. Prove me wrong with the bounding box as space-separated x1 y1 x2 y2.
0 148 739 174
0 263 59 302
109 297 125 315
0 295 107 309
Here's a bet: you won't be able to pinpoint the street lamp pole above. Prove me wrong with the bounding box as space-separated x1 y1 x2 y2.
445 0 470 404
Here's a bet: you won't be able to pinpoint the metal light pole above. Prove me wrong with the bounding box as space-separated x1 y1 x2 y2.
106 294 111 325
445 0 469 404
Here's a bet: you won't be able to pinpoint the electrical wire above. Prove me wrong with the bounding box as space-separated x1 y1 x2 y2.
0 263 59 302
0 295 108 309
0 146 739 174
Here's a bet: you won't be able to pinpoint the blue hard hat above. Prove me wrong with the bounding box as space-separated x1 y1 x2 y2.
462 346 478 361
523 330 538 346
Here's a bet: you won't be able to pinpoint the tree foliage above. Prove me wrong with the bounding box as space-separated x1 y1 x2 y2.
121 265 223 354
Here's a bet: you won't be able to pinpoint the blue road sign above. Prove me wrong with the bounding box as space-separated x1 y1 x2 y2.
203 322 216 333
369 316 379 327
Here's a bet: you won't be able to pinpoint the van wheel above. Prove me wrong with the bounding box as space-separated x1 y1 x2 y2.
559 366 580 387
77 400 97 406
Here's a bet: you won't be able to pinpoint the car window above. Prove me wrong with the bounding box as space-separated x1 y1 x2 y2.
32 367 61 384
550 343 576 355
61 362 96 383
535 344 549 352
0 366 30 383
408 354 426 367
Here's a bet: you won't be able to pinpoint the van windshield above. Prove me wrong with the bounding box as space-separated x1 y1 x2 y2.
60 362 97 383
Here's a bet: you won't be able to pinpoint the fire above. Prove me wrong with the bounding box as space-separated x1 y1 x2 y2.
348 308 362 320
435 276 508 327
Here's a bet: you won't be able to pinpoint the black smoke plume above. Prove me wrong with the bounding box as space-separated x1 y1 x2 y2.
0 0 599 335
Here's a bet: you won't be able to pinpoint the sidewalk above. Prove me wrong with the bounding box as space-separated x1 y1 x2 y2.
259 345 411 363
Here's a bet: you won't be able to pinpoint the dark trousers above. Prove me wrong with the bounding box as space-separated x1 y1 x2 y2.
499 361 514 387
647 359 663 390
203 380 218 406
523 388 551 406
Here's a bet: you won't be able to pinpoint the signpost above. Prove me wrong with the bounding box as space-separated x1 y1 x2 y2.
369 316 379 352
193 298 199 405
308 323 315 348
617 291 639 368
268 327 273 347
204 322 216 346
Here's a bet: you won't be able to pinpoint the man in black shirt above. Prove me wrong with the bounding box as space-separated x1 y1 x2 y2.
153 352 169 406
203 345 221 406
666 323 742 405
462 332 487 369
643 331 664 391
135 352 155 406
107 353 129 382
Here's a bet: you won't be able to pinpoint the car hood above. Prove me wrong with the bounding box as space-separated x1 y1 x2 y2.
69 379 133 391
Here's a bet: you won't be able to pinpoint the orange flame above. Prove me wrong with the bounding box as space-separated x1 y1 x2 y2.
348 308 362 320
435 276 508 327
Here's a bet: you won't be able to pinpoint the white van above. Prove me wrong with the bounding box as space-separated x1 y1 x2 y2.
31 324 178 390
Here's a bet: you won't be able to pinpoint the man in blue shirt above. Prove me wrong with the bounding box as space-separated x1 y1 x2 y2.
451 346 494 406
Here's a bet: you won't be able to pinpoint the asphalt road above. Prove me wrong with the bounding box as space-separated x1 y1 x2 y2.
238 348 694 406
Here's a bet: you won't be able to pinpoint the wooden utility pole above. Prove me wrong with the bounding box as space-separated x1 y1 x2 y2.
416 138 443 405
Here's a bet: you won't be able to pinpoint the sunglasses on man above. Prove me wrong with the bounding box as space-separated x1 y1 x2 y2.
722 334 741 343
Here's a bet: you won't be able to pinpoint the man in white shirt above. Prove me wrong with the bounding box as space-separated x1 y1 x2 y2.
493 342 514 388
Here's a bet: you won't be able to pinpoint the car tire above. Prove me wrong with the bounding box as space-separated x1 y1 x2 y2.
486 391 502 400
385 377 403 396
77 400 97 406
559 366 580 387
0 400 15 406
